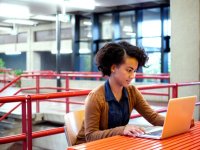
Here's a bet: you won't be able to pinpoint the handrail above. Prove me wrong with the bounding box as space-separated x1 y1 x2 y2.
0 81 199 149
0 133 26 143
0 76 21 93
0 102 21 121
0 95 26 103
177 81 200 86
28 90 91 100
0 72 170 94
137 84 176 90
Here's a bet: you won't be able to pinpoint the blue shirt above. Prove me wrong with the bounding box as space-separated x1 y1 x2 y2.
104 80 130 129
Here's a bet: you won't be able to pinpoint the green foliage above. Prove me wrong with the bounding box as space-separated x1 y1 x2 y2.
0 58 5 68
13 69 23 76
11 69 23 87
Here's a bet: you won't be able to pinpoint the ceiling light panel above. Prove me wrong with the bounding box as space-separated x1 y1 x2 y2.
63 0 95 10
0 3 31 19
0 26 12 32
4 19 38 26
31 15 56 21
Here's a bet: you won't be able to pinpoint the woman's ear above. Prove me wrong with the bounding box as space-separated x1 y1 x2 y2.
111 64 116 73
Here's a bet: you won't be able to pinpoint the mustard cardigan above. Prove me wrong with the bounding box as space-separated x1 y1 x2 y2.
76 84 165 144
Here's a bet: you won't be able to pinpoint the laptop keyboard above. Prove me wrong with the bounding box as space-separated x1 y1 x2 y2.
146 129 162 136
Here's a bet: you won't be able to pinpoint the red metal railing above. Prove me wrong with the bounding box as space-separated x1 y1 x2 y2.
0 81 199 150
0 72 170 115
0 70 199 150
0 90 90 149
0 68 13 86
0 71 191 124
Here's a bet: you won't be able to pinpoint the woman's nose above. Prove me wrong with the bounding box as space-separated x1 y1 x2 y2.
130 72 136 79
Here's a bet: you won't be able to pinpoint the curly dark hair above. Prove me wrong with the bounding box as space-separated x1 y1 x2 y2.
118 41 149 68
95 41 148 76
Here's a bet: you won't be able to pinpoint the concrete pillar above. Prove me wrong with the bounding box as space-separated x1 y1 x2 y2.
26 27 33 71
171 0 200 120
26 27 41 71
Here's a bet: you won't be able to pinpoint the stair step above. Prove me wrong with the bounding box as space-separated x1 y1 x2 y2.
0 119 20 129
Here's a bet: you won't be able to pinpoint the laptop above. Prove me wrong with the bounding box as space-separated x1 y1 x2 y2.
137 96 196 139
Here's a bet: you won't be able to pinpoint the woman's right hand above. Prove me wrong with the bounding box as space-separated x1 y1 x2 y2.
123 124 145 137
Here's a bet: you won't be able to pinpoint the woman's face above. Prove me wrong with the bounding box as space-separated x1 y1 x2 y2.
111 56 138 87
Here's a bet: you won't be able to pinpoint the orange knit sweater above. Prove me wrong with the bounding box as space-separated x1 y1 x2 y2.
76 84 165 144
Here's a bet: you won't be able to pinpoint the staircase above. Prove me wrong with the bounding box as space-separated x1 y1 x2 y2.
0 117 22 150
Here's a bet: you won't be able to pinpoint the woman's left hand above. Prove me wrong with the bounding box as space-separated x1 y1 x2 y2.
190 118 195 128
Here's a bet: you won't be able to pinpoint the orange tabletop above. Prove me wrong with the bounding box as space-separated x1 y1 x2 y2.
67 122 200 150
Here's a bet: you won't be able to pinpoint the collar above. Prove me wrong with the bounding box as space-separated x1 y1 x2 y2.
104 80 128 102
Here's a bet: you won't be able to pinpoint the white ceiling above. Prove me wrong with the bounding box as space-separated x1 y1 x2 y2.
0 0 169 28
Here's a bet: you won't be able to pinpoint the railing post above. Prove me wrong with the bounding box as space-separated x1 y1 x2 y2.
26 95 32 150
66 75 70 113
22 100 27 150
172 83 178 98
168 77 171 100
36 75 40 113
3 70 6 86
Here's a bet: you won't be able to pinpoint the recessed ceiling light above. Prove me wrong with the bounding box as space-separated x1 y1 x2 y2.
5 51 21 55
3 19 38 26
31 15 56 21
0 26 12 32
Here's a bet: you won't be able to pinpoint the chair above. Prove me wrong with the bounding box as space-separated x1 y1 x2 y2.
64 110 85 146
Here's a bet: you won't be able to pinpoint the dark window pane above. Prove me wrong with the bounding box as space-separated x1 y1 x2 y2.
0 34 17 44
34 28 72 41
17 32 27 43
34 30 55 41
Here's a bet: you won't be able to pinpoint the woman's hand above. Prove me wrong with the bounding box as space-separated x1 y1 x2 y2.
190 118 195 128
123 124 145 137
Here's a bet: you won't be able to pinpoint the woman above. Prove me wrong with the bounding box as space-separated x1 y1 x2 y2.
76 41 165 144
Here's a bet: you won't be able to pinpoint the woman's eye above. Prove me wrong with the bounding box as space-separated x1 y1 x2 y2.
127 69 137 73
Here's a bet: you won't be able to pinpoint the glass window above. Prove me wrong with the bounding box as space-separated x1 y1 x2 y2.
142 37 161 50
140 8 161 74
142 8 161 37
98 41 109 49
0 34 17 44
143 52 161 74
120 11 136 39
79 41 91 54
79 55 91 71
80 18 92 41
61 28 72 39
99 13 112 39
163 7 171 73
34 28 72 42
168 52 171 72
17 32 27 43
164 7 171 36
115 39 136 46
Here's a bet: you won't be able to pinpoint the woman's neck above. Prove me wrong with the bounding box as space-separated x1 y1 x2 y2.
108 78 123 101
